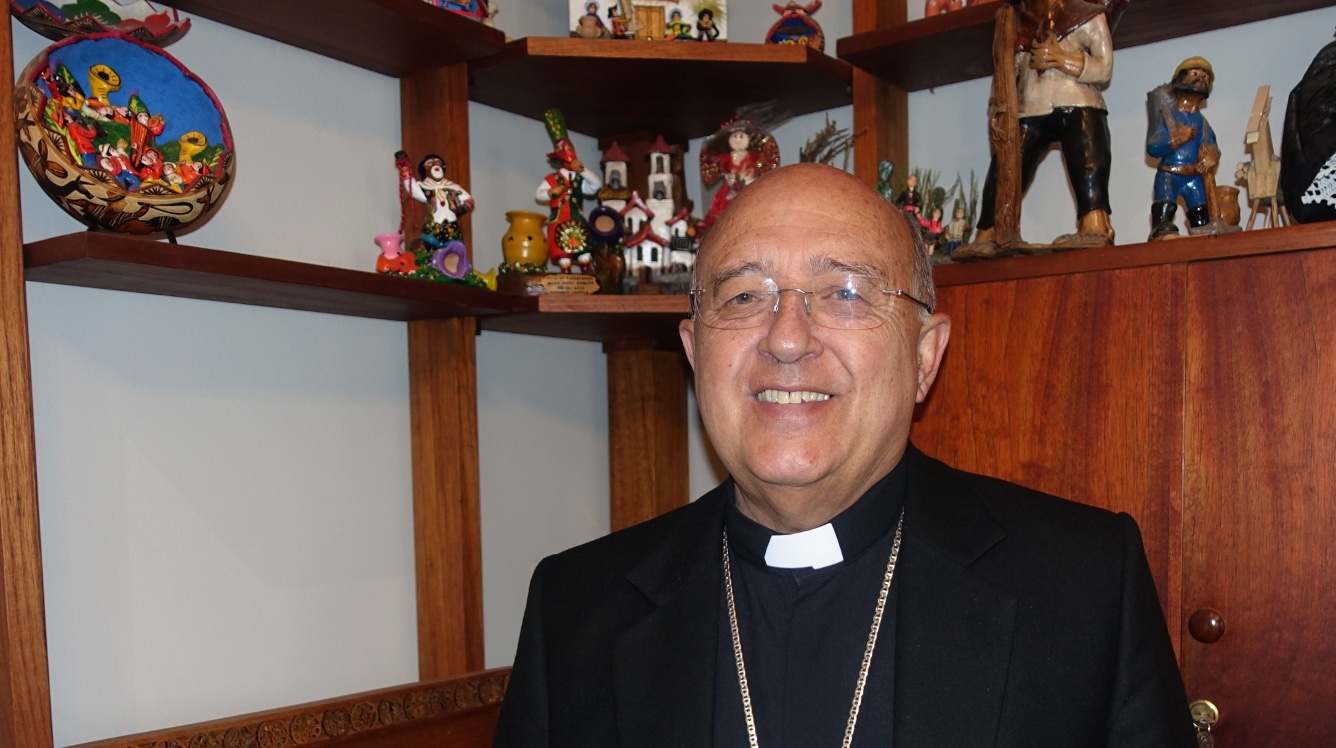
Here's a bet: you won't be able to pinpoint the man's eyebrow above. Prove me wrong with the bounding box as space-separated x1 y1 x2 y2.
808 256 889 280
704 261 770 291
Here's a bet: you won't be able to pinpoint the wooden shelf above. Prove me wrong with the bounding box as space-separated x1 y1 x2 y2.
838 0 1334 92
933 221 1336 287
156 0 506 77
469 38 853 141
479 293 688 348
23 233 533 321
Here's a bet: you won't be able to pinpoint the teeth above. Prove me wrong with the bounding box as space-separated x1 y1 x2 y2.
755 389 832 403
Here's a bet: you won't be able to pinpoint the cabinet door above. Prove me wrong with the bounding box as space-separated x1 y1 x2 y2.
1183 249 1336 745
913 265 1186 631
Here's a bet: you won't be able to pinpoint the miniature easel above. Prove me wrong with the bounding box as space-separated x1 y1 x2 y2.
1239 85 1289 229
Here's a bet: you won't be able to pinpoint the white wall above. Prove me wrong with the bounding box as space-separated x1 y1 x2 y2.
16 1 1331 743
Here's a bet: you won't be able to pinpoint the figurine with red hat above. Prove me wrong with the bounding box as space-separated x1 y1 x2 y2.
535 108 603 274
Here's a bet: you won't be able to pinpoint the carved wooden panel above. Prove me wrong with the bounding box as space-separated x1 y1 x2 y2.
68 670 509 748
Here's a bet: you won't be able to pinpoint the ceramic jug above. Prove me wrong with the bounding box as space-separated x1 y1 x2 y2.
503 210 549 267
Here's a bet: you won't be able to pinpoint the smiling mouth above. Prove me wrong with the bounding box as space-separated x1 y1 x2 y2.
755 389 832 404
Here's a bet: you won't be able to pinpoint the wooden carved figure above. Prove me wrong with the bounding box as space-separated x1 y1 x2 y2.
698 112 781 237
1237 85 1288 230
1146 58 1236 240
536 108 603 273
960 0 1128 260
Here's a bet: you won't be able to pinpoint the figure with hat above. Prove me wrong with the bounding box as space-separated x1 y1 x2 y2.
535 108 602 274
698 108 782 237
399 151 474 246
1146 57 1228 240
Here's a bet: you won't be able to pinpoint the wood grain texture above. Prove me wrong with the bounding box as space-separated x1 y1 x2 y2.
66 669 509 748
934 221 1336 288
607 349 689 531
911 264 1186 636
409 318 485 677
469 39 852 141
156 0 505 77
838 0 1334 92
1182 249 1336 745
401 64 473 257
23 233 530 321
479 294 687 348
988 2 1021 246
0 12 54 748
851 0 906 186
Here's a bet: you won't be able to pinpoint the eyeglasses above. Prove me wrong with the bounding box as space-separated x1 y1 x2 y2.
689 275 933 330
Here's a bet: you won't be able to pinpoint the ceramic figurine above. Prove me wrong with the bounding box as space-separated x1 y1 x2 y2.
1146 58 1236 240
694 0 721 41
536 108 602 273
698 107 782 237
946 206 971 254
1282 34 1336 224
9 0 191 46
666 9 694 39
766 1 823 50
875 160 895 202
14 33 234 234
896 173 923 218
375 233 418 274
398 151 474 247
572 1 608 37
959 0 1128 261
607 5 631 38
423 0 495 24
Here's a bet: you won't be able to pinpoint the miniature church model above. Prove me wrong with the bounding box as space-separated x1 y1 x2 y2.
597 141 631 212
645 136 676 243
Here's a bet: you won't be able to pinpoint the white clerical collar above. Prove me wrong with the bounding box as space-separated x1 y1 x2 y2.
763 523 844 569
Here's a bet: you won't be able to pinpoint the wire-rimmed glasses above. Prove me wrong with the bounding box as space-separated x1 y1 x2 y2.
688 274 933 330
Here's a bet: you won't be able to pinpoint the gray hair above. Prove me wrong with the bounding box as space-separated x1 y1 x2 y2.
895 209 937 318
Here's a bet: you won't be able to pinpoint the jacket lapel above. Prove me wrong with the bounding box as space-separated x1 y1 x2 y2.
895 447 1017 748
612 487 726 748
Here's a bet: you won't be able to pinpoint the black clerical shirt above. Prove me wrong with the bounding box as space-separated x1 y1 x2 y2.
714 462 907 748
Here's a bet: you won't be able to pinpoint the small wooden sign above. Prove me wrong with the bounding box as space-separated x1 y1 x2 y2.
536 274 600 294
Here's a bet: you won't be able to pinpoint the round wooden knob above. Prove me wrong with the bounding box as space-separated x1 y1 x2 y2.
1189 608 1225 643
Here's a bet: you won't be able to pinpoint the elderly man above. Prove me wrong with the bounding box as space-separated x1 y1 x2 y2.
495 164 1194 747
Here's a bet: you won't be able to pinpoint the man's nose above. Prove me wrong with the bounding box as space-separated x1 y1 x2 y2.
761 290 821 364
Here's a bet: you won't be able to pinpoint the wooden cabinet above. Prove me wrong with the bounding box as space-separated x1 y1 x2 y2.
911 228 1336 745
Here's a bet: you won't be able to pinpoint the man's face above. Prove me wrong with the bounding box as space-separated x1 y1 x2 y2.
680 164 950 506
1175 68 1212 97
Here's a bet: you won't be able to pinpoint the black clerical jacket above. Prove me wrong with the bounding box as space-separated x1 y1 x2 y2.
493 446 1196 748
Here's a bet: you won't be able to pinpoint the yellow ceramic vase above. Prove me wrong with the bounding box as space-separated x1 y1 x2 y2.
503 210 549 267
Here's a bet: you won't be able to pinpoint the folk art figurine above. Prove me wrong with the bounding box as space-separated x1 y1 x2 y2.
695 1 722 41
536 108 602 273
1145 57 1238 240
666 9 694 39
572 2 608 37
378 150 494 289
946 206 971 254
957 0 1129 261
568 1 725 41
766 1 824 50
698 106 782 237
896 173 924 218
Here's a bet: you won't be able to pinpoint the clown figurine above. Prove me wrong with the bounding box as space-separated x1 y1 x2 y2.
399 151 474 246
1146 57 1229 240
535 108 602 273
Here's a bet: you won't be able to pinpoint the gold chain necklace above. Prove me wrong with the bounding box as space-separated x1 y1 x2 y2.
722 512 904 748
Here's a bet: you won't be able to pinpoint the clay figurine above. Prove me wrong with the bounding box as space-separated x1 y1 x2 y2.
766 1 824 50
536 108 602 273
666 9 694 39
960 0 1128 260
572 2 608 37
946 205 971 254
896 173 923 218
398 151 474 246
695 4 721 41
1146 57 1235 239
698 107 782 237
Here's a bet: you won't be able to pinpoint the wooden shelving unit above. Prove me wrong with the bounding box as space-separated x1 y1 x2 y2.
933 221 1336 287
156 0 507 77
837 0 1335 92
23 233 531 321
480 293 688 348
469 38 852 141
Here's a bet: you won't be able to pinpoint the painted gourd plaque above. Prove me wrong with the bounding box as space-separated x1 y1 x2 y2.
14 32 235 234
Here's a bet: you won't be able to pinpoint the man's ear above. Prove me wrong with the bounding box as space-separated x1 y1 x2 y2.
915 312 951 403
679 318 698 371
